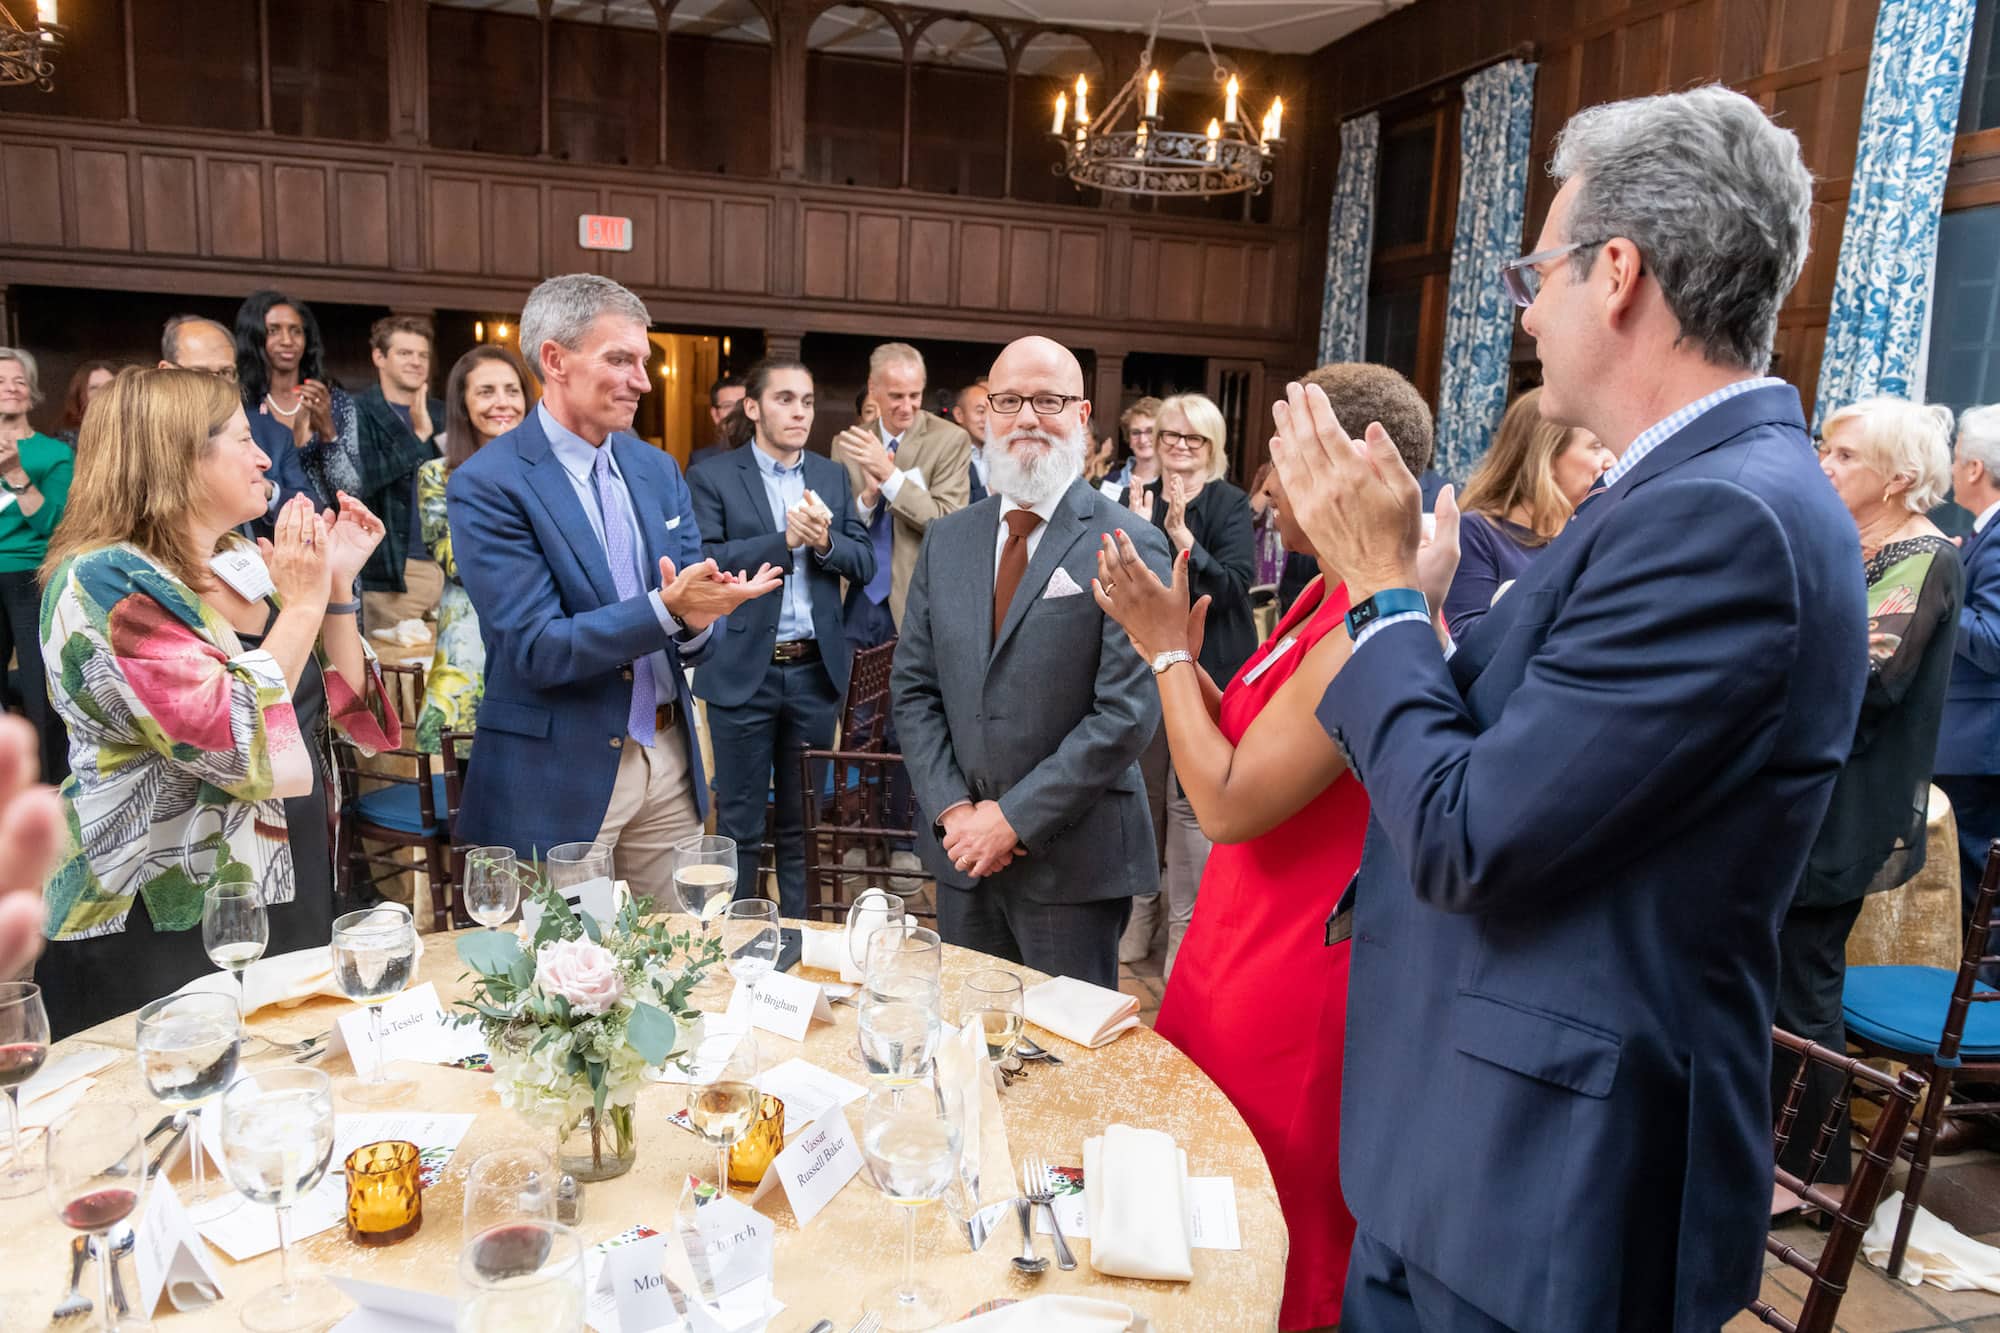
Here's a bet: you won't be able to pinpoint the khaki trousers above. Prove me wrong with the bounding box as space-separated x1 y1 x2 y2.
595 728 703 910
362 558 445 633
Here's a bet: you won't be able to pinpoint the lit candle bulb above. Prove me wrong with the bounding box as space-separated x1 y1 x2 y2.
1206 118 1221 162
1224 75 1239 124
1075 74 1089 126
1052 91 1067 135
1267 97 1283 141
1145 69 1160 119
37 0 58 23
1134 123 1149 158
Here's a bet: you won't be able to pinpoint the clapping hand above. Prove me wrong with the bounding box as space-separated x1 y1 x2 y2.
658 556 784 632
784 504 831 553
321 491 386 600
1093 530 1210 665
832 426 895 483
1269 381 1422 605
257 494 332 608
300 379 335 443
1416 484 1461 625
1163 474 1195 553
1128 484 1156 523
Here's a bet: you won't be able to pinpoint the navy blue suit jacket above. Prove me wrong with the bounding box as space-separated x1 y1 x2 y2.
444 411 715 856
1937 519 2000 775
686 444 874 705
1318 384 1867 1332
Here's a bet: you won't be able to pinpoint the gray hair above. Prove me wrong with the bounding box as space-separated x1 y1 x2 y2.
868 342 925 383
1550 85 1812 373
0 347 42 408
517 274 651 382
1957 403 2000 477
1822 396 1955 513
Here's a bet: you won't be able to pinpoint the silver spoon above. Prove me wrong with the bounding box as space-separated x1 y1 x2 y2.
1010 1196 1048 1276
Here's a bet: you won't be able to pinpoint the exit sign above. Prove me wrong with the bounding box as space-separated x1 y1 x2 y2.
578 214 633 252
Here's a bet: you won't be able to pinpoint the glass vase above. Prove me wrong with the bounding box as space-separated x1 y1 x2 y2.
557 1103 637 1182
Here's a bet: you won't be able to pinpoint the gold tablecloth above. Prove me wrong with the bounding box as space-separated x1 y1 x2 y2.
9 925 1285 1332
1847 784 1963 972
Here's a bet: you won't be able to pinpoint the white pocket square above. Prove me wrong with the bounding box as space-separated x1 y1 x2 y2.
665 516 682 530
1043 568 1085 599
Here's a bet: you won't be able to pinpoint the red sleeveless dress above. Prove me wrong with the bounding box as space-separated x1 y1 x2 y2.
1154 577 1365 1330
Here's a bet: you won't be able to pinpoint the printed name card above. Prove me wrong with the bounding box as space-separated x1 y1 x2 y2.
333 982 485 1067
136 1173 224 1313
749 1111 864 1226
688 1194 774 1300
601 1231 677 1333
725 972 832 1042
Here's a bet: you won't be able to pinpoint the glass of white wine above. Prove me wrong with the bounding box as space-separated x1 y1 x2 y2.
331 903 417 1105
220 1068 338 1332
456 1220 584 1333
958 969 1024 1067
672 834 737 935
683 1031 760 1193
202 882 268 1001
859 1083 963 1332
136 991 243 1222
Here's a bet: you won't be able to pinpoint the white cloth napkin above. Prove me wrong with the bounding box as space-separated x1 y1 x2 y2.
1865 1190 2000 1291
176 945 340 1014
943 1296 1151 1332
798 925 851 979
1083 1124 1193 1282
1023 976 1141 1049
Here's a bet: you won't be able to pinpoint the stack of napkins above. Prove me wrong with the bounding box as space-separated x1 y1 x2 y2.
1023 976 1141 1049
945 1296 1151 1331
1083 1125 1193 1282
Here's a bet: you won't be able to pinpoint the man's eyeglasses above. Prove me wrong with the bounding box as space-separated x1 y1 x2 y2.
1158 431 1210 451
987 392 1087 417
1499 238 1613 309
171 362 240 385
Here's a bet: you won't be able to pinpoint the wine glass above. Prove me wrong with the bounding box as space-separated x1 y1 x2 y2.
202 882 268 1002
220 1068 338 1332
545 840 614 924
457 1220 585 1333
0 980 49 1198
865 923 943 991
462 1146 556 1241
464 847 528 932
959 969 1025 1066
331 903 418 1105
721 899 781 991
845 887 906 973
672 834 737 934
45 1101 155 1333
859 975 942 1086
683 1031 760 1193
136 991 243 1222
859 1083 963 1332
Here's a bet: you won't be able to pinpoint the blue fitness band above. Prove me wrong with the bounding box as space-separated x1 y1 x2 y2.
1343 587 1429 640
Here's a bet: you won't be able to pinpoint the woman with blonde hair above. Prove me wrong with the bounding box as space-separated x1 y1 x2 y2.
1444 386 1611 637
35 367 400 1037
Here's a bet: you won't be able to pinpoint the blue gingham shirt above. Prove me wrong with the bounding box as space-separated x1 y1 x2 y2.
1354 376 1788 650
539 402 713 680
752 444 818 642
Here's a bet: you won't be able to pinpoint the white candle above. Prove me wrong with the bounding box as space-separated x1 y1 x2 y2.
1206 118 1220 162
1267 97 1283 140
1052 92 1066 134
1075 75 1089 126
1145 70 1160 119
1224 75 1239 125
37 0 58 24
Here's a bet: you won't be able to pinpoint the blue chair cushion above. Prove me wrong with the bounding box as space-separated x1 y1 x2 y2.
353 773 448 837
1842 965 2000 1060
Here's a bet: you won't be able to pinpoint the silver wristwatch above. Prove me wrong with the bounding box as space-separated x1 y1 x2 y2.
1150 649 1194 675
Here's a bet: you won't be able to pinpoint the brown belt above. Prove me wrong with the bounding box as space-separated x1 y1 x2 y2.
772 640 821 664
654 699 681 731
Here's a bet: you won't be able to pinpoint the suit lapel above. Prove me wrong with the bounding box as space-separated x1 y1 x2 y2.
612 435 670 578
736 446 780 535
991 481 1089 661
526 442 622 608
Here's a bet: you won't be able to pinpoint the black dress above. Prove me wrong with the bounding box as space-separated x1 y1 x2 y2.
1121 478 1260 685
39 604 338 1039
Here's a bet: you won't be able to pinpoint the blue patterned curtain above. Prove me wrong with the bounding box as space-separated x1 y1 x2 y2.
1814 0 1976 425
1434 59 1537 480
1317 113 1380 365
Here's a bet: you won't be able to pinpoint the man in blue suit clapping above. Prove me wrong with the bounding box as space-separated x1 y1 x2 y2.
688 358 874 918
1274 88 1868 1331
447 274 780 898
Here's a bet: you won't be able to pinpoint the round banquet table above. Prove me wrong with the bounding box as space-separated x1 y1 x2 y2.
9 922 1286 1332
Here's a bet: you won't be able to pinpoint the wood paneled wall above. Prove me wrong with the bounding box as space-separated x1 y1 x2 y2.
1303 0 1879 415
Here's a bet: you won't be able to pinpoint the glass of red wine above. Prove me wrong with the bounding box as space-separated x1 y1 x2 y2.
0 979 50 1199
44 1100 155 1332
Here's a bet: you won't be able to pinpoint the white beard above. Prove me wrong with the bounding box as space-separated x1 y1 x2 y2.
984 420 1086 507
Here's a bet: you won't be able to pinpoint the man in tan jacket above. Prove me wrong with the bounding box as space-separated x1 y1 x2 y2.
836 342 972 648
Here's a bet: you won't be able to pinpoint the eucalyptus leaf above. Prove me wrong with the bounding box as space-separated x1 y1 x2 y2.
578 910 603 944
626 1002 677 1065
457 929 524 976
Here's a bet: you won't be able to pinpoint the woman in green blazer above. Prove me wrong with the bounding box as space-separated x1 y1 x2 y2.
0 348 73 781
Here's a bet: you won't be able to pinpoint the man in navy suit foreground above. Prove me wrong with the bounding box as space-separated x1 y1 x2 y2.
1274 87 1868 1330
448 274 779 894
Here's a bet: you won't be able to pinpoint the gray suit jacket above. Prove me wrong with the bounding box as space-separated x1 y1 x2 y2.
890 478 1170 905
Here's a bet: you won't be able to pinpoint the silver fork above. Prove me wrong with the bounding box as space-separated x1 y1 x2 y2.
1021 1154 1076 1270
51 1234 90 1321
846 1314 882 1333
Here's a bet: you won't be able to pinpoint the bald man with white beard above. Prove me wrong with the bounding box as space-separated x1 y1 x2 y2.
889 337 1172 985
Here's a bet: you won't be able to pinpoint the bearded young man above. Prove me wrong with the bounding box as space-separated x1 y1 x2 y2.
889 336 1172 985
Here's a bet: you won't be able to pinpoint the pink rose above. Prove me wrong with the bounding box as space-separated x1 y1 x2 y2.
534 938 626 1016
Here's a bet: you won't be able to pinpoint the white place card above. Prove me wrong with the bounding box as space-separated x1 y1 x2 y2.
332 982 485 1068
328 1277 455 1331
684 1193 773 1300
725 973 832 1043
601 1231 677 1333
753 1058 866 1136
685 1277 782 1333
748 1111 864 1226
136 1172 223 1313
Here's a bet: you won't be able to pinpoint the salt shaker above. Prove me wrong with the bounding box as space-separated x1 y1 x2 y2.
556 1172 582 1226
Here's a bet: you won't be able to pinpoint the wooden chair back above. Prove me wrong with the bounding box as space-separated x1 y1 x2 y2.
798 748 934 924
332 662 455 931
838 640 897 752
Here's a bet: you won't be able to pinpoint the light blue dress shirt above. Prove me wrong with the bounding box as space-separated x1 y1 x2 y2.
751 444 818 642
537 402 712 685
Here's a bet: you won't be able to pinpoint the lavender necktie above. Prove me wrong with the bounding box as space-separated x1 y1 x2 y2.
591 449 657 747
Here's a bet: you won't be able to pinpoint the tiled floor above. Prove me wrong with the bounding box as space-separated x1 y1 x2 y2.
1122 940 2000 1331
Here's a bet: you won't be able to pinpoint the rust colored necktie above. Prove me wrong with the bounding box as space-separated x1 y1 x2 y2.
993 508 1045 639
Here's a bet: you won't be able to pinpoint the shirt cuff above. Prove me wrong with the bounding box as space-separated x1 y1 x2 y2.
649 588 686 639
677 622 715 651
1352 610 1434 651
879 468 910 504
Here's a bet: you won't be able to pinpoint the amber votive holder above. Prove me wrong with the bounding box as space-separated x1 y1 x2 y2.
345 1140 423 1246
727 1095 785 1188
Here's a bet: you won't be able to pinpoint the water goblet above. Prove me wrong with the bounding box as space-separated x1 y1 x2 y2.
859 975 942 1086
331 903 418 1105
672 835 737 934
859 1083 963 1332
136 991 243 1222
219 1068 338 1331
464 847 529 931
721 899 781 992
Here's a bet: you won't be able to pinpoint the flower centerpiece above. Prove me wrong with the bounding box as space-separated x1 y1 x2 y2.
455 882 723 1180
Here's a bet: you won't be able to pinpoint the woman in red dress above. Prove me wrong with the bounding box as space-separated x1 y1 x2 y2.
1092 365 1443 1330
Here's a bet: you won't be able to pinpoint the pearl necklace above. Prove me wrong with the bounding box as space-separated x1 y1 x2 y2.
264 391 303 419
